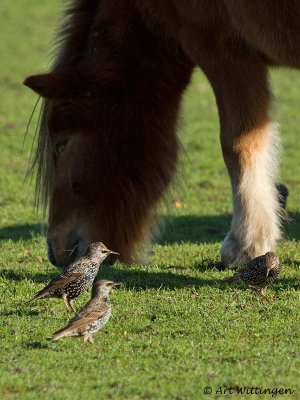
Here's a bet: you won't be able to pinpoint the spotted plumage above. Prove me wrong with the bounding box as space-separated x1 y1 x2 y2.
224 252 282 303
28 242 119 312
49 280 123 349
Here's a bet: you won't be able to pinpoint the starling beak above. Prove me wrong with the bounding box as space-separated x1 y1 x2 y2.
49 279 123 349
224 252 282 304
28 242 119 312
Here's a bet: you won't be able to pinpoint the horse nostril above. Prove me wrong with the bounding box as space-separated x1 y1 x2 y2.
47 240 57 266
46 235 87 267
66 233 82 261
46 237 77 267
62 243 78 264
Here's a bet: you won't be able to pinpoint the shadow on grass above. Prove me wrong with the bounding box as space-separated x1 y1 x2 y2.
26 341 49 349
165 258 225 271
283 212 300 240
156 212 300 244
0 223 45 242
0 269 54 284
155 214 232 245
0 216 230 245
272 277 300 291
281 258 300 268
0 212 299 245
95 263 299 292
1 263 225 290
2 309 41 317
96 265 226 290
0 213 299 291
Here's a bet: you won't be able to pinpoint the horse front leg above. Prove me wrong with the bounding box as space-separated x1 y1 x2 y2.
220 120 282 268
202 48 282 268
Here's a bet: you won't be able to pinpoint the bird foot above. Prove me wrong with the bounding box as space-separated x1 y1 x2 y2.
68 300 76 313
62 297 72 313
248 287 272 304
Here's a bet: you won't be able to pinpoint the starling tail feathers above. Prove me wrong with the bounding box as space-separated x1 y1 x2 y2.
224 275 238 283
27 288 49 303
49 330 69 342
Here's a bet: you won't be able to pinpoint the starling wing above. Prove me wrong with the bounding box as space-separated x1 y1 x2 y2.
50 301 110 341
28 262 86 302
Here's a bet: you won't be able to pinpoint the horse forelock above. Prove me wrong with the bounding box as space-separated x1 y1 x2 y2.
30 0 102 212
31 100 54 214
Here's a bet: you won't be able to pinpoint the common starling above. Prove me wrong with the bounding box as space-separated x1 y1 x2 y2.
49 280 123 349
224 252 282 304
28 242 119 312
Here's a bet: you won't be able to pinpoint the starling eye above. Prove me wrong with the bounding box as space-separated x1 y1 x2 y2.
55 139 69 154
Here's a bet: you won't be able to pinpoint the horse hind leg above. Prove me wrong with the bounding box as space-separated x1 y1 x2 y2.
224 1 300 69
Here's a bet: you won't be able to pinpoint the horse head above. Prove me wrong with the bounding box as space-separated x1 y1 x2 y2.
24 69 123 266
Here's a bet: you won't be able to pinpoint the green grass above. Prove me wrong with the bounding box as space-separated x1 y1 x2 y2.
0 1 299 399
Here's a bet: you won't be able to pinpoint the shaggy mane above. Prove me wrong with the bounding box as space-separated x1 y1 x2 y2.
31 0 102 211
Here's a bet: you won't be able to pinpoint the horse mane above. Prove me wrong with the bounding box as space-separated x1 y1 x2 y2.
30 0 101 212
28 0 194 263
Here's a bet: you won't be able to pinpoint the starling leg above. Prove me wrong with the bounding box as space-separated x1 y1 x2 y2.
88 336 98 349
68 299 76 313
62 295 71 313
248 286 271 304
83 336 88 351
258 288 272 304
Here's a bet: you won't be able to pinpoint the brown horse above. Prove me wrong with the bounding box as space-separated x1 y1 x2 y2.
24 0 300 268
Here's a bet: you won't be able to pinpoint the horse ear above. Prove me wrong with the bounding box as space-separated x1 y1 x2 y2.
23 70 75 99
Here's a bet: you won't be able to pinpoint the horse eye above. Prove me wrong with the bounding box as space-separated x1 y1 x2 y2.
55 139 69 154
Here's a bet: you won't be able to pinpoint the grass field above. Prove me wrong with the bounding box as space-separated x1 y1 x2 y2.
0 1 299 399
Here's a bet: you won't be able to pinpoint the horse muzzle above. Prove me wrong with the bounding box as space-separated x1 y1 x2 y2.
46 232 88 268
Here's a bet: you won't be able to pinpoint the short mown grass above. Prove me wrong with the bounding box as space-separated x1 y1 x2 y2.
0 1 299 399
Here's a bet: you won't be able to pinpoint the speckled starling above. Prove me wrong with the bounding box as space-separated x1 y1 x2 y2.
28 242 119 312
224 252 282 303
49 279 123 349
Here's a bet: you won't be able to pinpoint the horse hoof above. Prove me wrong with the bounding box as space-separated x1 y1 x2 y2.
220 234 251 269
